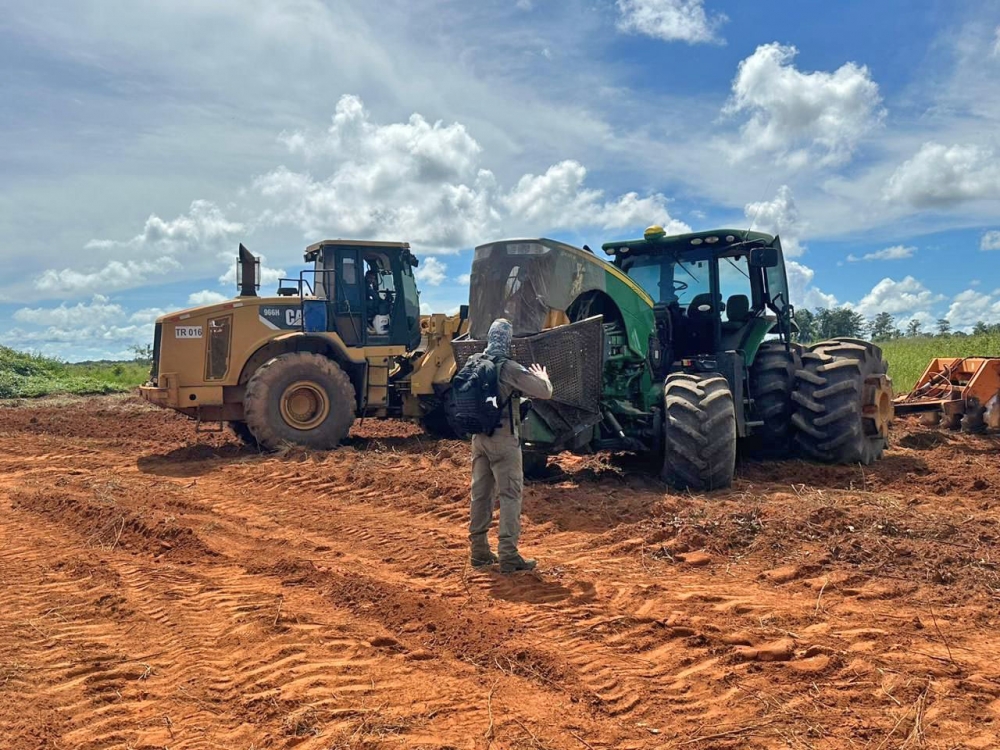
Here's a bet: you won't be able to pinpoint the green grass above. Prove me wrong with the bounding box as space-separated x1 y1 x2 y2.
879 332 1000 393
0 345 150 399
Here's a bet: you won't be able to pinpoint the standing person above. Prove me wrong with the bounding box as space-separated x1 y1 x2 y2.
467 319 553 573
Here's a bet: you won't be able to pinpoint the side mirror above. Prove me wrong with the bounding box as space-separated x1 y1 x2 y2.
749 247 779 268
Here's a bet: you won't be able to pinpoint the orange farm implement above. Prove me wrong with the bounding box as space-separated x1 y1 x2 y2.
894 357 1000 432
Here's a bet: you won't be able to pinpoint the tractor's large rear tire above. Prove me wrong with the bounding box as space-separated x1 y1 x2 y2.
662 373 737 491
791 340 892 465
747 341 803 458
244 352 356 450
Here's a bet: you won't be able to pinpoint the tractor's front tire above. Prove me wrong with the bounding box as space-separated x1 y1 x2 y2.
747 341 803 458
243 352 356 450
791 341 891 465
523 450 549 480
662 373 737 491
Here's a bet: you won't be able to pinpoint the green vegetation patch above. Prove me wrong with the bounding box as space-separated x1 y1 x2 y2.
880 333 1000 393
0 346 149 399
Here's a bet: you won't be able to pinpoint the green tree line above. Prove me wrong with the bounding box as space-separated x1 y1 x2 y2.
792 308 1000 343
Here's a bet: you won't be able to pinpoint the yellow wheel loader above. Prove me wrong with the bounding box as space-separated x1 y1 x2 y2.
139 241 466 448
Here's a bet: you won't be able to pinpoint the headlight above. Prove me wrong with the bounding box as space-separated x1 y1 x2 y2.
505 242 550 255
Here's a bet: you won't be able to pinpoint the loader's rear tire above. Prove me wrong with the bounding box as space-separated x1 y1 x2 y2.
747 341 803 458
244 352 356 450
662 373 736 491
228 421 260 448
791 342 891 465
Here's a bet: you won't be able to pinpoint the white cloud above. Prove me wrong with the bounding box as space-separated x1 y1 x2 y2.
993 26 1000 57
34 259 178 296
516 0 534 10
945 289 1000 330
850 276 945 318
128 308 169 325
502 161 688 233
188 290 230 306
724 43 884 168
414 257 447 286
742 186 836 311
254 95 685 252
1 323 154 350
883 143 1000 207
615 0 726 45
981 230 1000 251
13 295 125 327
34 201 243 294
847 245 916 262
218 259 286 289
786 260 837 309
744 185 804 256
457 273 472 285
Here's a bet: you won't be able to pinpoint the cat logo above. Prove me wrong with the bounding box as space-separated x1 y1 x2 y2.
259 305 303 331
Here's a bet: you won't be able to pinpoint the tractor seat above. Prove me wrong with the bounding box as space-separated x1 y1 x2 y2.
687 293 723 319
686 293 722 355
721 294 751 332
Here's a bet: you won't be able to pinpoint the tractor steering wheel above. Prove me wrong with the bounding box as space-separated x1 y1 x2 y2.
672 280 689 293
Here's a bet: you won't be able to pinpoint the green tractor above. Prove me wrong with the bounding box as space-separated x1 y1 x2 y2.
454 227 893 490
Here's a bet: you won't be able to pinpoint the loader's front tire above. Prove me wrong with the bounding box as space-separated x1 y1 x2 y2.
747 341 803 458
662 373 737 491
791 341 891 465
244 352 356 450
420 390 457 438
228 421 260 448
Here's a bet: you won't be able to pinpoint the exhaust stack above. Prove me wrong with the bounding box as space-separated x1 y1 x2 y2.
237 243 260 298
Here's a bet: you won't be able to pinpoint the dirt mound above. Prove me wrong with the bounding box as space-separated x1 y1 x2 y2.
2 395 1000 748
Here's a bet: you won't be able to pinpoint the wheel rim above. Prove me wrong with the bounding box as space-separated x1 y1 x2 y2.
279 381 330 430
862 374 894 439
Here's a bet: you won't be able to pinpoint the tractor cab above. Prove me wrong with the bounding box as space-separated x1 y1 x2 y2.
603 227 792 364
297 240 422 351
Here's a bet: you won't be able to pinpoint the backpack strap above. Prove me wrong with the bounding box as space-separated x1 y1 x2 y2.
482 353 518 436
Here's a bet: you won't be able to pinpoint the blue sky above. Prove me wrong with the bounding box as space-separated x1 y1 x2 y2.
1 0 999 359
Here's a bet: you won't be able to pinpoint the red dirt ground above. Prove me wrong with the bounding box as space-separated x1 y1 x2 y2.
1 394 999 749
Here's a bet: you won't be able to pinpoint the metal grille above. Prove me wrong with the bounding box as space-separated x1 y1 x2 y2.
452 316 604 414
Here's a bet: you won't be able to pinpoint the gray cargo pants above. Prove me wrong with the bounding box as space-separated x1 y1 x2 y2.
469 431 523 562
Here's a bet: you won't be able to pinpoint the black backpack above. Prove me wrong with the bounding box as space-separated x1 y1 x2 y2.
448 353 513 436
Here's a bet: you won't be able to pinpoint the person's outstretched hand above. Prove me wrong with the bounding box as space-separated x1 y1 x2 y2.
529 363 550 381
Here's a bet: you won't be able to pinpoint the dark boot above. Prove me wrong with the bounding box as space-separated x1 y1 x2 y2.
500 554 537 574
470 536 498 568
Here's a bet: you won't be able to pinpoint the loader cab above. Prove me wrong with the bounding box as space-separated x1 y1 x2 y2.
604 227 790 360
304 240 421 350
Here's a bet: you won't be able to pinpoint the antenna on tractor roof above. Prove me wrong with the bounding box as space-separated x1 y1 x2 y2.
744 177 774 240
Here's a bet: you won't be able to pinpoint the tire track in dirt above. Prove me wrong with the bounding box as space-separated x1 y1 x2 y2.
203 448 783 730
0 440 632 749
5 397 1000 748
199 440 1000 747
